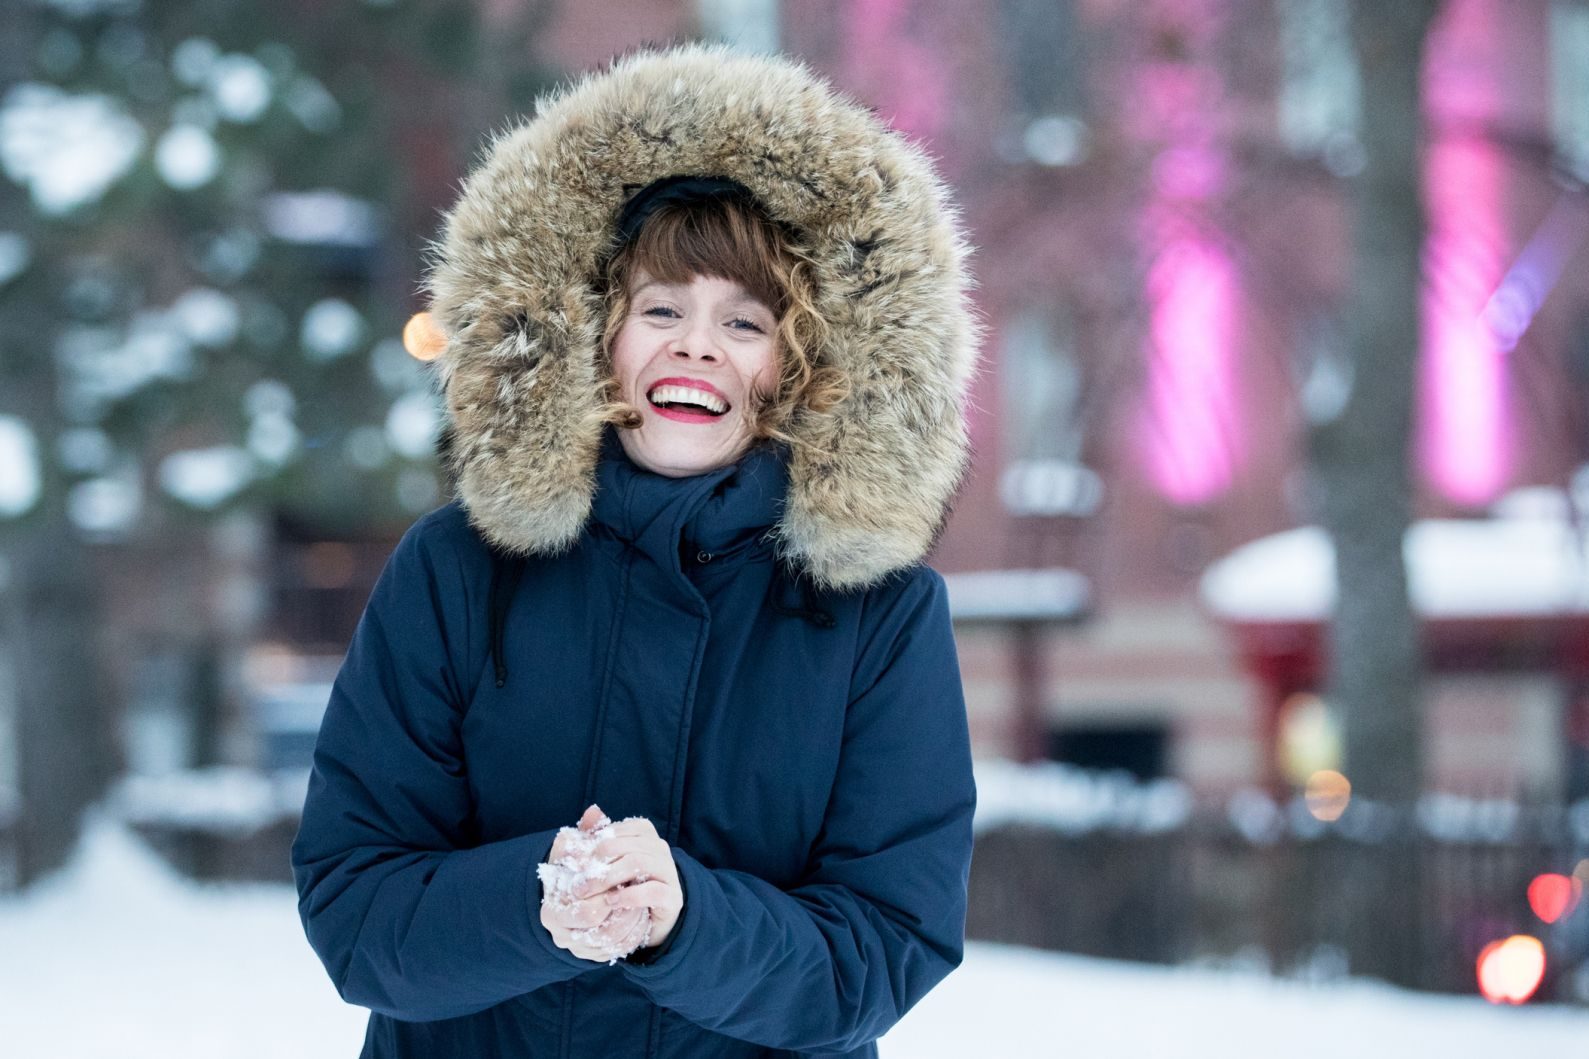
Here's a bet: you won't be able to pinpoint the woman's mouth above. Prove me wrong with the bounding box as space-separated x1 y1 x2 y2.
646 381 730 424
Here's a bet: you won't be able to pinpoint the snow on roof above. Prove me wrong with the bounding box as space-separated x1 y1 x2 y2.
942 568 1091 622
1200 511 1589 622
973 758 1192 835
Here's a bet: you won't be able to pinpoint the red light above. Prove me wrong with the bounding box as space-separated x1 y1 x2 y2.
1528 873 1583 924
1476 935 1546 1005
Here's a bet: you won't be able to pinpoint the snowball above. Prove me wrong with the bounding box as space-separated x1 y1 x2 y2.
536 813 654 964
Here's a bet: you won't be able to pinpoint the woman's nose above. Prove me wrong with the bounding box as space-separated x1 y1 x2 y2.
668 331 719 362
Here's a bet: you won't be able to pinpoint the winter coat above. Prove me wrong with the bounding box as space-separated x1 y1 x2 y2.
292 44 979 1059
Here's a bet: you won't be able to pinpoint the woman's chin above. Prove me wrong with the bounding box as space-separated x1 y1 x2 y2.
620 424 751 477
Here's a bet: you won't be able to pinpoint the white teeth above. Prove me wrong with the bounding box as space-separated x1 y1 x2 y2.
647 384 728 414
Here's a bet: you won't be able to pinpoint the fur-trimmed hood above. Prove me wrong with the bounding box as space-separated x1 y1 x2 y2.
425 44 977 590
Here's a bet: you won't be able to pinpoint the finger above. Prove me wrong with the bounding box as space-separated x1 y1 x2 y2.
604 880 675 909
588 834 664 863
572 852 665 897
599 817 658 840
578 804 607 832
591 906 645 940
544 894 613 929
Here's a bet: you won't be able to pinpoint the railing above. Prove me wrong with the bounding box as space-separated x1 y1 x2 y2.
968 798 1589 1002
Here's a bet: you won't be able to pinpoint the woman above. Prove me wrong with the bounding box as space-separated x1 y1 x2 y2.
292 44 979 1059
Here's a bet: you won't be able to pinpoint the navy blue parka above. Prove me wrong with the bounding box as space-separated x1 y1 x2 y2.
292 434 976 1057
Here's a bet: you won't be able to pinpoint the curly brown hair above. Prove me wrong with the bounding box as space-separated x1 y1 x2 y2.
597 197 848 448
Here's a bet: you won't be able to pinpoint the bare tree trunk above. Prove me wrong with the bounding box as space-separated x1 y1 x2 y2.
8 511 121 886
1308 0 1441 989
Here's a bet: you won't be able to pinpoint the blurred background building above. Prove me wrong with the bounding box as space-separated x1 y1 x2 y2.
2 0 1589 1004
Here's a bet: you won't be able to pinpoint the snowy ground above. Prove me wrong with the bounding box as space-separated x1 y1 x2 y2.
3 817 1588 1058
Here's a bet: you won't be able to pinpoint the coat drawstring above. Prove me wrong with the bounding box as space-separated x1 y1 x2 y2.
489 550 527 688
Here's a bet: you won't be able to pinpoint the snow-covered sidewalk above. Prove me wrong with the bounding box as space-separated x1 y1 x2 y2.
2 816 1586 1058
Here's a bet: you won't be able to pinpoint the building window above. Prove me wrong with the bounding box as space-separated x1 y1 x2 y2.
1047 721 1171 782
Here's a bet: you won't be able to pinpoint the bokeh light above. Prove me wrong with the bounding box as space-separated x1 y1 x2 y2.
1476 935 1546 1005
402 311 445 362
1303 769 1351 822
1277 692 1342 786
1528 873 1583 925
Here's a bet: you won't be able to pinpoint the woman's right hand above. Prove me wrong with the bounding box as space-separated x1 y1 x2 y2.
539 805 651 961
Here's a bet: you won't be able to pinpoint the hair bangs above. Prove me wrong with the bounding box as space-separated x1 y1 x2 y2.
622 200 788 313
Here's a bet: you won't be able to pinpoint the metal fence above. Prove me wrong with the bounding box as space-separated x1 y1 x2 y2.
968 802 1589 1002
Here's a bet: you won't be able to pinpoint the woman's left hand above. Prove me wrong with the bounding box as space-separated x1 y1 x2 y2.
574 815 685 952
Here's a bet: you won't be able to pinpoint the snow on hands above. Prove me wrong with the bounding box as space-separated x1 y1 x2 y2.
537 804 653 964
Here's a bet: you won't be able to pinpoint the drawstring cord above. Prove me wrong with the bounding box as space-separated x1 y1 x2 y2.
489 551 526 688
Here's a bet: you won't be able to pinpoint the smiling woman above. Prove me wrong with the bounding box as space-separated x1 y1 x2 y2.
292 43 980 1059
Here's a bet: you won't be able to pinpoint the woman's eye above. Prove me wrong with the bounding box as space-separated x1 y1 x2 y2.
641 306 680 319
729 316 766 333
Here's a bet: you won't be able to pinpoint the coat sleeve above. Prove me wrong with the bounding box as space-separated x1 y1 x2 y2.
290 510 590 1022
620 567 977 1054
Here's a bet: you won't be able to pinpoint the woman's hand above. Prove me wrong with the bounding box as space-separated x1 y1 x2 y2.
573 814 685 953
539 805 652 962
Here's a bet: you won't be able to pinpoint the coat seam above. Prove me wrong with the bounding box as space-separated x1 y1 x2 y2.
582 549 634 809
563 549 633 1059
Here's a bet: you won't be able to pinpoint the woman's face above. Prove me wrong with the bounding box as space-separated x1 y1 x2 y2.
609 271 780 478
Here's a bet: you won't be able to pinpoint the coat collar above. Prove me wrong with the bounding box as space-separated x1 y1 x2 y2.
590 428 787 573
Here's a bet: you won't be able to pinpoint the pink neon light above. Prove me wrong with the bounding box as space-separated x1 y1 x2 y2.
1132 2 1242 507
1140 230 1240 505
1418 134 1511 506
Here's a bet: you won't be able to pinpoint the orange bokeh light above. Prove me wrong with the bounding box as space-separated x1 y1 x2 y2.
403 312 447 361
1476 935 1545 1005
1528 873 1583 925
1304 769 1351 822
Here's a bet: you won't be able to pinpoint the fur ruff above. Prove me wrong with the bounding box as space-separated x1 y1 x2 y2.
426 44 978 590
